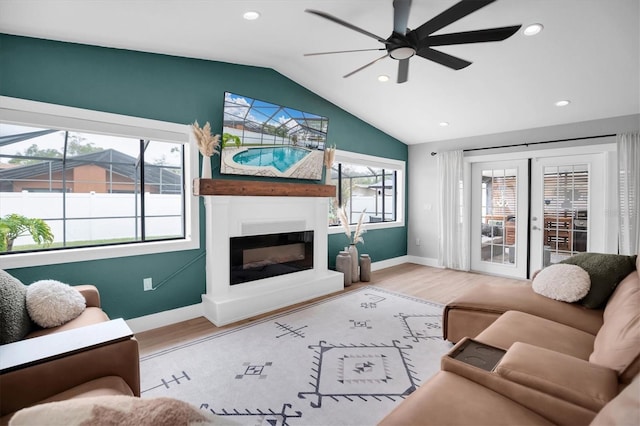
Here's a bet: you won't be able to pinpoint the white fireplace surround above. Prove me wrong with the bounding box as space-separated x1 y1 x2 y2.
202 195 343 326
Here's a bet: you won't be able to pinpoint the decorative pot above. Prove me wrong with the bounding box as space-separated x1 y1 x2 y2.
336 250 352 287
360 254 371 282
201 156 212 179
348 244 359 283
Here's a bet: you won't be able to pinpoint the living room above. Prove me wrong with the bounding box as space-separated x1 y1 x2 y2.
1 0 639 424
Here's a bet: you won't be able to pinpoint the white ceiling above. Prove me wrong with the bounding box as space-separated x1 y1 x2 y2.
1 0 638 145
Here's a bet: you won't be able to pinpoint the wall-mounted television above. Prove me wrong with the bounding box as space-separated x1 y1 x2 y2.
220 92 329 181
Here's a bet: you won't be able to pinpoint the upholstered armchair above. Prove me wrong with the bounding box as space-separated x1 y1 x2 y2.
0 271 140 422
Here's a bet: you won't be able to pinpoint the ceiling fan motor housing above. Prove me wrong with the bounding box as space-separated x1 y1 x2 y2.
387 32 417 60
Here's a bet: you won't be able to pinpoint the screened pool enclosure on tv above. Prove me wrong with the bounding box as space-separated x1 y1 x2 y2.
220 92 329 180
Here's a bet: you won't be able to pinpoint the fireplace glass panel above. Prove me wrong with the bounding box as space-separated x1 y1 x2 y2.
230 231 313 285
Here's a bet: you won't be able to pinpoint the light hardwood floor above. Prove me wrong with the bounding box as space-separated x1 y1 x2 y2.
136 263 526 356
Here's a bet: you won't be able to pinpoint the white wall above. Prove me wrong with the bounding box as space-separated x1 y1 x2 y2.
407 114 640 263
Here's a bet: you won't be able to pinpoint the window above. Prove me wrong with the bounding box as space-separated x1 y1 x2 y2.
0 97 198 268
327 150 404 231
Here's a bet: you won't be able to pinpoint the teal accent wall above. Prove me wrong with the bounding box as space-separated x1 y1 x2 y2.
1 34 408 320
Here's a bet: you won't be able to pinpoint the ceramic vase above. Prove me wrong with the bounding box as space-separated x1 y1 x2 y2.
360 254 371 282
348 244 359 283
201 156 212 179
336 250 352 287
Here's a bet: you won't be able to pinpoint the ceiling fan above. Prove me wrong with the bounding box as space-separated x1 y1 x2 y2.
304 0 521 83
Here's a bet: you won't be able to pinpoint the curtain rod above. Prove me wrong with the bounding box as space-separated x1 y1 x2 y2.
429 133 616 156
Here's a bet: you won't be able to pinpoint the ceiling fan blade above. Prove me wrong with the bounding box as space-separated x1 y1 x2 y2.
305 9 387 43
417 47 472 70
427 25 522 46
397 58 410 83
344 53 390 78
304 48 386 57
413 0 495 40
393 0 412 35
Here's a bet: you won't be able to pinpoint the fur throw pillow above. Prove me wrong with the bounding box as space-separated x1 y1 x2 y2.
532 264 591 302
8 395 231 426
0 269 33 343
26 280 86 328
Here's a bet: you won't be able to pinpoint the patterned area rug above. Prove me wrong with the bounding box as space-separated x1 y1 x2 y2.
140 286 453 425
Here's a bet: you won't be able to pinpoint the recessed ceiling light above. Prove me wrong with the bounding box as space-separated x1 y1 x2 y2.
524 23 544 36
378 75 390 82
555 100 571 107
439 122 449 127
243 11 260 20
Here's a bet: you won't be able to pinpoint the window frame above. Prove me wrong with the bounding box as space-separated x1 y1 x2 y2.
328 149 405 235
0 96 199 268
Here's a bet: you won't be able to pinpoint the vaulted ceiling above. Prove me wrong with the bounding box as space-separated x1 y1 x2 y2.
1 0 638 145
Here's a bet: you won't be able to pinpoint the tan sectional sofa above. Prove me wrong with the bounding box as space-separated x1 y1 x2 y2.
380 256 639 425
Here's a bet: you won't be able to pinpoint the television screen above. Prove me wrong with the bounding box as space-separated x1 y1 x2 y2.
220 92 329 181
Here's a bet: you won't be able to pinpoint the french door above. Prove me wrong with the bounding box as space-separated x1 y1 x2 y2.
470 160 529 278
529 154 606 272
471 154 607 279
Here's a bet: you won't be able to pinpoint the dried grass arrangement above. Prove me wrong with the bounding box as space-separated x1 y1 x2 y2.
192 121 220 158
323 145 336 184
338 204 366 245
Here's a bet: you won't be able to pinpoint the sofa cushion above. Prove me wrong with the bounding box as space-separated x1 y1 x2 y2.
560 253 637 308
26 280 86 328
590 269 640 376
0 269 32 344
378 371 554 426
532 264 591 302
589 375 640 426
495 342 618 412
475 310 596 360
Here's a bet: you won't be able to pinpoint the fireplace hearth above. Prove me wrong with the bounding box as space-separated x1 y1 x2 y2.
230 231 314 285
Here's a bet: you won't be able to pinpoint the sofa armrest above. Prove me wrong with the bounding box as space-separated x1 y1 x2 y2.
0 319 132 373
0 319 140 416
74 285 101 308
441 337 597 425
495 342 618 412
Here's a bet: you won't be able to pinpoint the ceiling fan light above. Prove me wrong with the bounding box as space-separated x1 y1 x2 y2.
243 11 261 20
390 47 415 60
524 23 543 36
378 75 390 82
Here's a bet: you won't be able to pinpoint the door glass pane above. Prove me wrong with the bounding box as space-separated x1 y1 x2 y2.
480 168 517 264
542 164 589 265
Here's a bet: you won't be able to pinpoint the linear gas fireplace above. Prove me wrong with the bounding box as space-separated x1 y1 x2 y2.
230 231 314 285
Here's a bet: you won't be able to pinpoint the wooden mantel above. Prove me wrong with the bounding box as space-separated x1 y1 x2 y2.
193 178 337 197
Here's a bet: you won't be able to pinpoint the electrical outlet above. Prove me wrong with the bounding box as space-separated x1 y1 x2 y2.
416 238 421 246
143 278 153 291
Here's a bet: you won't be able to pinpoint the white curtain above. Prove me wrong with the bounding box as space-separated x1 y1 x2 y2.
437 150 469 270
617 132 640 255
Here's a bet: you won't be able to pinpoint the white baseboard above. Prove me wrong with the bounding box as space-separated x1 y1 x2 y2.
126 303 203 334
405 255 441 268
371 255 409 271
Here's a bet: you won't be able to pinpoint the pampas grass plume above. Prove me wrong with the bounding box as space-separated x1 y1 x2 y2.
193 120 220 157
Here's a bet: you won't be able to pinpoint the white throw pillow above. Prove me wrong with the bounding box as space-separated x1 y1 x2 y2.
532 264 591 302
26 280 86 328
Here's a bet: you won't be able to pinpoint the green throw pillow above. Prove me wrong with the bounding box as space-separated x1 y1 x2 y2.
559 253 637 308
0 269 33 344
